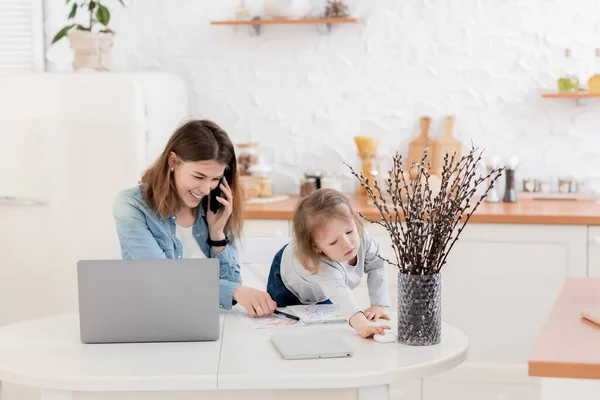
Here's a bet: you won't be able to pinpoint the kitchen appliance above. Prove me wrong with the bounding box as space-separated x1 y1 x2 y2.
0 72 188 327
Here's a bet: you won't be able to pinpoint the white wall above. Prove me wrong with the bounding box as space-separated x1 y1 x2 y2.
44 0 600 193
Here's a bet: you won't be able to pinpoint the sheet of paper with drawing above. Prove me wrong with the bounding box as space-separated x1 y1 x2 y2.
287 304 347 324
245 315 304 329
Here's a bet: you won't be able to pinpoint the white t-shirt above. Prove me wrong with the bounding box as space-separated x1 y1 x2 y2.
176 225 206 259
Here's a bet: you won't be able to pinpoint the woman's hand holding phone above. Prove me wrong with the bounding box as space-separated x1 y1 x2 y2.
206 176 233 249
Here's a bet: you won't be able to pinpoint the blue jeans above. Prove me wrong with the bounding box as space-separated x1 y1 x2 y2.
266 244 332 308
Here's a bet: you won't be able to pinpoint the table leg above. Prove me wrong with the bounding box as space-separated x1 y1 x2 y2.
40 390 73 400
358 384 389 400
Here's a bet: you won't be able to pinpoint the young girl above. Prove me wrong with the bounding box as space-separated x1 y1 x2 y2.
113 119 277 317
267 188 391 338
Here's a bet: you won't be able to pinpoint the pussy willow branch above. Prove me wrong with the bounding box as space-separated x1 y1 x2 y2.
345 165 404 270
347 145 504 275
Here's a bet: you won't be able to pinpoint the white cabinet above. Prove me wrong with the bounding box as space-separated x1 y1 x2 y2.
587 226 600 277
423 380 539 400
441 224 586 363
423 224 586 400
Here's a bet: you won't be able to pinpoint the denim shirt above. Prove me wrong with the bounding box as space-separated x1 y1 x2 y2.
112 185 242 309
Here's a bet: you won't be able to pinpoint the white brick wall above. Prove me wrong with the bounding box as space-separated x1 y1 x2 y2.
43 0 600 194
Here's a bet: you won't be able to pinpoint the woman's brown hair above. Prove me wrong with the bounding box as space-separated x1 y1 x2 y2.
293 188 363 274
141 119 243 240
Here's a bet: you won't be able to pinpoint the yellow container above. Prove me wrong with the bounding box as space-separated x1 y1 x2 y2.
589 49 600 94
353 136 381 195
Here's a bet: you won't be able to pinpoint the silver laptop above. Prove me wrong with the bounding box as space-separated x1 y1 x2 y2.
77 258 220 344
270 331 354 360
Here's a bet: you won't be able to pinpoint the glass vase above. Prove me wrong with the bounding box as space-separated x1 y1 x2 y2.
397 273 442 346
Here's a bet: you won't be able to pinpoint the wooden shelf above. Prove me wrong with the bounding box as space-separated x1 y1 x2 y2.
211 17 363 35
541 90 600 106
211 17 362 26
542 90 600 98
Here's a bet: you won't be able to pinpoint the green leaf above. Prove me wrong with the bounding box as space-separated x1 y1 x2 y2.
68 3 77 18
88 1 96 11
96 4 110 26
75 24 88 30
51 24 75 44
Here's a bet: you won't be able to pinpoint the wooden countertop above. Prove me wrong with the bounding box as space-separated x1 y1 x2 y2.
529 278 600 379
243 194 600 225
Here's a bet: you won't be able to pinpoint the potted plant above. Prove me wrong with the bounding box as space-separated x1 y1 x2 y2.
348 146 503 345
51 0 126 71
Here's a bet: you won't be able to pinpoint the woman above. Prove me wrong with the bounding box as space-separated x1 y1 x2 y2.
113 119 276 317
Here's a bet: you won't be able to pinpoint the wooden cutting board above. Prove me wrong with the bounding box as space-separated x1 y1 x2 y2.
407 116 432 180
431 116 462 176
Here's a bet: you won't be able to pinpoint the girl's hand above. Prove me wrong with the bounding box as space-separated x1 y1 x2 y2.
206 177 233 244
350 311 391 338
358 324 391 339
364 305 390 321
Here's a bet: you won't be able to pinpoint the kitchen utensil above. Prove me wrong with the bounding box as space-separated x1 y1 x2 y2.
431 116 462 176
486 156 501 203
407 116 432 180
503 156 519 203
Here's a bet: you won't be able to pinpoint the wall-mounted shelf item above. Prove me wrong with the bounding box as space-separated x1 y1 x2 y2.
211 17 363 36
541 90 600 107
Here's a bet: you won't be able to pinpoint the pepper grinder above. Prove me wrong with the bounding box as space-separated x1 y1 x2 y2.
503 156 519 203
486 156 501 203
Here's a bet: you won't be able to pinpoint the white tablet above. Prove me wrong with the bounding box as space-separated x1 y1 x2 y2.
270 331 354 360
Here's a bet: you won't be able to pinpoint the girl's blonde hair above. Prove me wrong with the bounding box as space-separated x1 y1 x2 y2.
140 119 243 241
293 188 363 274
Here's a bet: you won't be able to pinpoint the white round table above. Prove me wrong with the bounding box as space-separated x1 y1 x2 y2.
0 309 468 400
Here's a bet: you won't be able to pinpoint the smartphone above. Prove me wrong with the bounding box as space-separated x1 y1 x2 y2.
203 169 232 214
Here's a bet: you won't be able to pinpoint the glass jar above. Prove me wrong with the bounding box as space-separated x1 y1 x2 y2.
356 152 380 195
247 156 273 198
558 179 572 193
320 176 342 191
522 178 535 193
236 142 259 176
253 176 273 198
536 179 551 193
238 175 254 201
300 177 318 197
557 48 580 93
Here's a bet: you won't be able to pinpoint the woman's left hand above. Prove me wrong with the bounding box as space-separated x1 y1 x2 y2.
206 177 233 242
364 305 390 322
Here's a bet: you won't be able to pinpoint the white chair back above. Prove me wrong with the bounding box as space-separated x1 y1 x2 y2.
238 237 291 289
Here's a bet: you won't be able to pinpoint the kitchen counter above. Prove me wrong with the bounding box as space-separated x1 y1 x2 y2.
528 278 600 380
243 194 600 225
528 278 600 400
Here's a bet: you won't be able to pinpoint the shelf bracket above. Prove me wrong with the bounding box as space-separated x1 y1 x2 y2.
577 98 589 107
316 22 333 35
248 17 262 36
249 24 261 36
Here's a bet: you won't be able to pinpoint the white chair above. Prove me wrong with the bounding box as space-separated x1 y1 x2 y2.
238 237 291 290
